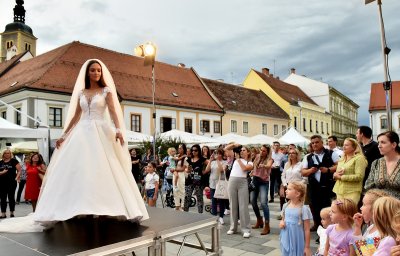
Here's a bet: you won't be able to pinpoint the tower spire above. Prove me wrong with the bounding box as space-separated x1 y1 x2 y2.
13 0 26 23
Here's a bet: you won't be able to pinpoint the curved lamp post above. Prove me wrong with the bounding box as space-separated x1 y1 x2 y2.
135 42 157 157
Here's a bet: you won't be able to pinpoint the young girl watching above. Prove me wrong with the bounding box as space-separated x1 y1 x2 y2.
166 148 179 191
372 196 400 255
324 198 358 256
144 162 159 207
279 181 313 256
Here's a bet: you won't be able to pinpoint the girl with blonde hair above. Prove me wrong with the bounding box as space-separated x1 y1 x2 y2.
333 138 368 203
372 196 400 255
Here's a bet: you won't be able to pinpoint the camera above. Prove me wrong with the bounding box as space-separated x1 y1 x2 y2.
233 145 243 154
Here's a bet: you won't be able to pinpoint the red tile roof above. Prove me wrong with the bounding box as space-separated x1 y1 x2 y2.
369 81 400 111
0 52 27 76
0 41 222 113
253 69 317 106
202 78 289 120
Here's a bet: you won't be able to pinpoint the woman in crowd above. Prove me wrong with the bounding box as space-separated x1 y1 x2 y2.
333 138 368 203
251 144 273 235
130 148 141 185
173 143 187 211
202 146 211 160
365 131 400 199
25 153 46 212
16 154 29 205
184 144 206 213
250 147 259 162
0 149 21 218
204 148 227 224
201 146 211 188
142 148 155 166
281 147 306 200
225 143 253 238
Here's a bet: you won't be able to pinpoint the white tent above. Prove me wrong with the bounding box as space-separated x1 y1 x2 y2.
248 134 277 146
214 133 251 145
279 127 310 146
160 129 217 145
126 131 152 144
0 117 49 162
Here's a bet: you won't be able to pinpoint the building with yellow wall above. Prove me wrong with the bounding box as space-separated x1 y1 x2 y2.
243 68 331 140
202 78 290 137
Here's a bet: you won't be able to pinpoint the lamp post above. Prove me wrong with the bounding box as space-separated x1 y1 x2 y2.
365 0 392 131
135 42 157 157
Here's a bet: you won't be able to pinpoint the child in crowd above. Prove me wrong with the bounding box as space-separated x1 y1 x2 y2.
279 181 313 256
324 198 358 256
314 207 332 256
144 162 159 207
390 210 400 256
371 196 400 255
166 147 179 191
353 189 389 240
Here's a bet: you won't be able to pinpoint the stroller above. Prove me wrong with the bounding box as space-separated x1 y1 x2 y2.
162 174 196 208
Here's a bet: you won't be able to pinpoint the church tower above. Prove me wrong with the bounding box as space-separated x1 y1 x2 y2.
0 0 37 62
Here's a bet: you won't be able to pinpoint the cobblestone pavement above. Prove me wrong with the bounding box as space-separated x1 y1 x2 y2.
10 194 318 255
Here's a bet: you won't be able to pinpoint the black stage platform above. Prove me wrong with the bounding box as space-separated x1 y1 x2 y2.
0 207 220 256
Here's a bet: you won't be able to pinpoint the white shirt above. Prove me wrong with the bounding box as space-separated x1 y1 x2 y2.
144 172 159 190
302 151 325 182
331 147 343 162
209 160 227 189
272 151 284 168
230 159 253 178
281 162 306 186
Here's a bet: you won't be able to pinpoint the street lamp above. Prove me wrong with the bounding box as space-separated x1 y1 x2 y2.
365 0 392 131
135 42 157 157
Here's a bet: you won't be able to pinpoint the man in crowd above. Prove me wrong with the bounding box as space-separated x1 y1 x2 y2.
302 135 338 232
269 141 285 207
327 135 343 159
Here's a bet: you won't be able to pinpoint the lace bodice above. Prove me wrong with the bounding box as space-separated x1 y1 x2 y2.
79 87 110 120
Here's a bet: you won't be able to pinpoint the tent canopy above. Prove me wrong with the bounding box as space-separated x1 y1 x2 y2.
126 131 152 143
279 127 310 146
160 129 217 145
214 133 251 145
0 117 47 139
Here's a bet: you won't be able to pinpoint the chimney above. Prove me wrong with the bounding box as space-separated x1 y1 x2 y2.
290 68 296 74
261 68 269 76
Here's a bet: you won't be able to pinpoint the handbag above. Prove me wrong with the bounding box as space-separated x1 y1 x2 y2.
214 171 229 199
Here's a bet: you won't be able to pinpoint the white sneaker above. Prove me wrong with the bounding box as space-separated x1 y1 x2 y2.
243 232 251 238
226 229 235 235
224 209 230 215
218 217 224 225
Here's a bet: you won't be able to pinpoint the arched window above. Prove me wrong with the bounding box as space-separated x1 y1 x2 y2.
380 115 388 129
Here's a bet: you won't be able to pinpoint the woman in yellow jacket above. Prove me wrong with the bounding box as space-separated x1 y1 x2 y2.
333 138 368 204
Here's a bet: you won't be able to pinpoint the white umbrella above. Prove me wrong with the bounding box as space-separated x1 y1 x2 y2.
126 131 152 143
160 129 217 144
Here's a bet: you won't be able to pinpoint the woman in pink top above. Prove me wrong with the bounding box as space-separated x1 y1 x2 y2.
250 145 273 235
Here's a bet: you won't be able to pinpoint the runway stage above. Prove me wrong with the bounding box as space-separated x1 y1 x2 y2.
0 207 220 256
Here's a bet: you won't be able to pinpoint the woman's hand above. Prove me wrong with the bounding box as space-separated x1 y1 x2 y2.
391 245 400 256
279 219 285 229
116 131 124 145
56 138 64 149
333 172 342 180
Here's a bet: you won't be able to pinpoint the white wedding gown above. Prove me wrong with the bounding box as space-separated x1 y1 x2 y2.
0 88 149 232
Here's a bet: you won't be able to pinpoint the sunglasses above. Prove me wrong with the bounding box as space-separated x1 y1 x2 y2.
191 149 198 152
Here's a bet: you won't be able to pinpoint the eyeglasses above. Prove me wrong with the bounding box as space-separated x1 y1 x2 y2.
191 149 198 152
289 152 297 155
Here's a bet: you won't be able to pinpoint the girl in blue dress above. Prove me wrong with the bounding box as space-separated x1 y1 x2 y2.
279 181 312 256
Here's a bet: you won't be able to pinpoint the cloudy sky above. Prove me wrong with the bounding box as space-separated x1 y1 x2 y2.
1 0 399 126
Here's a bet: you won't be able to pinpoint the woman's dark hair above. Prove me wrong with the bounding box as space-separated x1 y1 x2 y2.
30 153 45 166
378 131 400 153
178 143 187 166
202 145 211 159
190 144 202 159
148 161 157 169
84 60 107 89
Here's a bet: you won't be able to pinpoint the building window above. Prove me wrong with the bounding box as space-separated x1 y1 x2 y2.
231 120 237 133
1 111 6 119
6 41 13 49
161 117 176 132
282 125 287 135
309 119 313 132
25 43 31 51
294 117 297 130
326 123 329 135
380 117 388 129
398 116 400 129
321 122 324 134
262 123 267 135
243 121 249 134
49 107 62 127
200 120 210 133
130 114 141 132
274 124 278 136
303 118 306 132
213 121 221 133
184 118 193 133
15 108 21 125
316 121 318 133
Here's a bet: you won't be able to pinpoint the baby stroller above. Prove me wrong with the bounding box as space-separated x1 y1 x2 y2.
162 173 196 208
204 187 211 212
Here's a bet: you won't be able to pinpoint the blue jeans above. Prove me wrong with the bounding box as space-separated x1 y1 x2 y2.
250 178 270 221
210 188 227 217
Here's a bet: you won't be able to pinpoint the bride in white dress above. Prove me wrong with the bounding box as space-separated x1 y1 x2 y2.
0 59 149 232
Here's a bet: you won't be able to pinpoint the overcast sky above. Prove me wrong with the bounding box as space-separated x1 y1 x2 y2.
1 0 399 126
